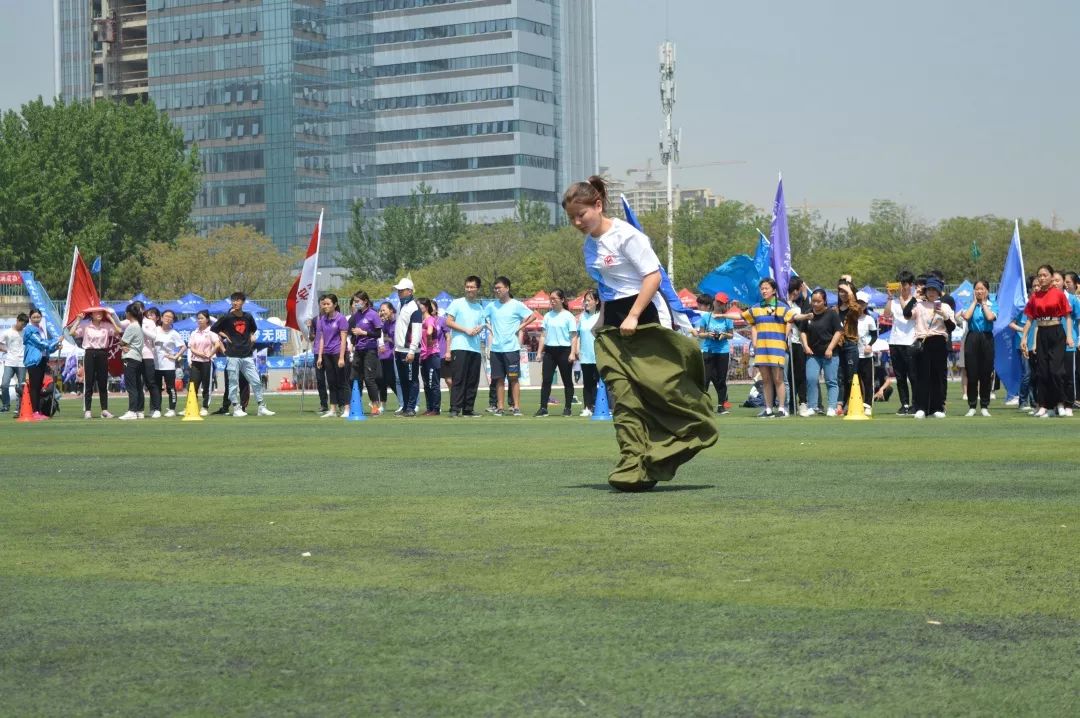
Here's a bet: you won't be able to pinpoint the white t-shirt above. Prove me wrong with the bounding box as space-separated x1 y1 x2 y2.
857 315 878 356
886 297 917 346
1 328 24 367
586 217 670 326
154 328 185 370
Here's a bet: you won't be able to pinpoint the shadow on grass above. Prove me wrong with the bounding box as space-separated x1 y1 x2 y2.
566 484 716 492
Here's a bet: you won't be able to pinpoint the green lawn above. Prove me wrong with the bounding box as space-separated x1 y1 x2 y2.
1 389 1077 716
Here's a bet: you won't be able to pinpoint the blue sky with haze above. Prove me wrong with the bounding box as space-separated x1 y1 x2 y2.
2 0 1074 227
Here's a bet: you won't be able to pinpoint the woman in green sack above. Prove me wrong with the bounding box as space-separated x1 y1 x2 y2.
562 176 718 492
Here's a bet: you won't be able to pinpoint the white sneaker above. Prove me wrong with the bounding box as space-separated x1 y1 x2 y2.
932 411 946 419
232 407 247 417
913 410 926 419
826 408 837 417
1057 405 1067 417
863 404 872 416
1065 407 1074 418
257 405 275 416
199 408 208 417
980 408 991 417
136 412 145 419
164 409 176 418
101 410 114 419
394 407 404 415
798 402 808 414
1004 397 1019 407
1034 408 1049 418
580 408 592 417
151 410 162 419
799 407 814 417
117 411 138 421
990 392 997 400
320 410 337 418
965 408 977 417
84 410 92 419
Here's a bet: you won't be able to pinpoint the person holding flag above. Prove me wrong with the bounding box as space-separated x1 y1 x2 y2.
69 306 122 419
563 176 716 492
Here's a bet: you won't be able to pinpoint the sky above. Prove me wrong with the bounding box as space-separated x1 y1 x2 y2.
1 0 1075 228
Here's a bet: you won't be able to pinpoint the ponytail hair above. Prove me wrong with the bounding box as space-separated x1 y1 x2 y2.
562 175 608 211
417 297 435 316
125 303 143 323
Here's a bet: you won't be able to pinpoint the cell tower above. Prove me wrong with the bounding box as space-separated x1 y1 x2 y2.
658 41 680 280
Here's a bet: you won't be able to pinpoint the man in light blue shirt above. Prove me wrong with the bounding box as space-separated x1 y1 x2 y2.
485 276 540 416
445 275 487 416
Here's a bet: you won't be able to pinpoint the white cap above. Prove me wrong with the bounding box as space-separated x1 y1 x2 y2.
856 290 871 303
393 277 414 291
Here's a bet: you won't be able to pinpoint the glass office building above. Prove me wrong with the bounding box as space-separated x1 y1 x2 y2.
56 0 597 255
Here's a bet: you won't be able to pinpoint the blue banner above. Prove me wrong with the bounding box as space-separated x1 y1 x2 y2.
770 176 792 298
753 231 772 280
992 221 1026 397
19 272 64 339
698 255 762 306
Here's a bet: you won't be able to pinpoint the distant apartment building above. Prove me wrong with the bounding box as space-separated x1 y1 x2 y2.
56 0 598 256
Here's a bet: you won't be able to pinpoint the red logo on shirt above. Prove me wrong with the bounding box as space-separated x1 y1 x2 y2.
603 254 615 266
234 320 247 336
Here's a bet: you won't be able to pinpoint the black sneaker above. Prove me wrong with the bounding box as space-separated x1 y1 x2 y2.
448 410 460 418
403 410 416 417
485 406 498 413
534 408 548 417
212 406 229 415
718 408 730 415
562 407 572 417
493 409 504 416
757 409 774 418
462 411 479 417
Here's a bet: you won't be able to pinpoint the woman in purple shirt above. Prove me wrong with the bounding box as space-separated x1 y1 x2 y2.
315 293 350 418
377 302 399 409
348 290 384 417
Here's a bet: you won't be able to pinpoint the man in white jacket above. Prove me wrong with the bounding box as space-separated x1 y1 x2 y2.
392 277 422 417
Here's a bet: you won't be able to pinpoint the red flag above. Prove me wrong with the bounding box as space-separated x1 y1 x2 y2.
286 210 322 332
64 246 102 326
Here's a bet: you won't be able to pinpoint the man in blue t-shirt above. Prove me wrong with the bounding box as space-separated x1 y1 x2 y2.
445 275 487 416
485 276 540 416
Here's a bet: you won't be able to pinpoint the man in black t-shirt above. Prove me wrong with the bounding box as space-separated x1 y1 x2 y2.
210 291 275 418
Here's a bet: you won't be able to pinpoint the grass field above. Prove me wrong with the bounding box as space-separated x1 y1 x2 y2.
1 387 1077 716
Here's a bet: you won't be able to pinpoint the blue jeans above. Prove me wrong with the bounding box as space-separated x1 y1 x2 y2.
1018 353 1035 407
805 354 839 410
1 365 26 410
226 356 265 406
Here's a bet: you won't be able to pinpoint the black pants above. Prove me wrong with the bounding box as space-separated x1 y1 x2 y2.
702 352 729 407
190 361 212 408
450 350 481 413
395 351 420 412
581 362 599 410
27 360 48 414
1064 351 1077 405
352 348 381 403
890 344 918 408
123 358 143 412
316 361 328 410
1035 324 1066 409
856 357 874 407
141 358 160 412
789 343 806 407
421 355 442 412
378 357 396 403
540 346 573 409
156 369 177 411
838 343 859 407
964 332 994 409
84 348 109 412
321 353 349 407
914 335 948 414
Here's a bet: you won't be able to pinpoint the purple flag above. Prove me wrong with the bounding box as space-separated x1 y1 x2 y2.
770 175 792 299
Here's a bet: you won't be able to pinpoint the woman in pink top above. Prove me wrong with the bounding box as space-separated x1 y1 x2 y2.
69 306 122 419
418 298 442 415
187 310 223 416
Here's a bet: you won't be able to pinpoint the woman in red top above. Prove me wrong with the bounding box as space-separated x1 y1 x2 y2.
1021 264 1074 417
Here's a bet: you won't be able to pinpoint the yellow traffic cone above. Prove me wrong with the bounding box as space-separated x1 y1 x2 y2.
181 382 203 422
843 375 870 421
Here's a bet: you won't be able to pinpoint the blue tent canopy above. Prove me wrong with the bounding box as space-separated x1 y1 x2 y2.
207 298 267 315
859 285 889 308
435 291 453 311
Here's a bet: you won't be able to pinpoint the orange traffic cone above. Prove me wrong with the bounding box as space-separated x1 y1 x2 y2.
15 386 36 423
843 375 870 421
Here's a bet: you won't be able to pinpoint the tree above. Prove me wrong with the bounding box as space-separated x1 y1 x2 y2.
337 183 466 281
0 97 199 293
514 197 553 238
139 225 301 299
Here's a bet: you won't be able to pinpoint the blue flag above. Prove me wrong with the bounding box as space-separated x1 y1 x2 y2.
91 256 102 274
770 175 792 299
992 220 1026 397
753 231 772 280
698 255 762 306
615 195 697 331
